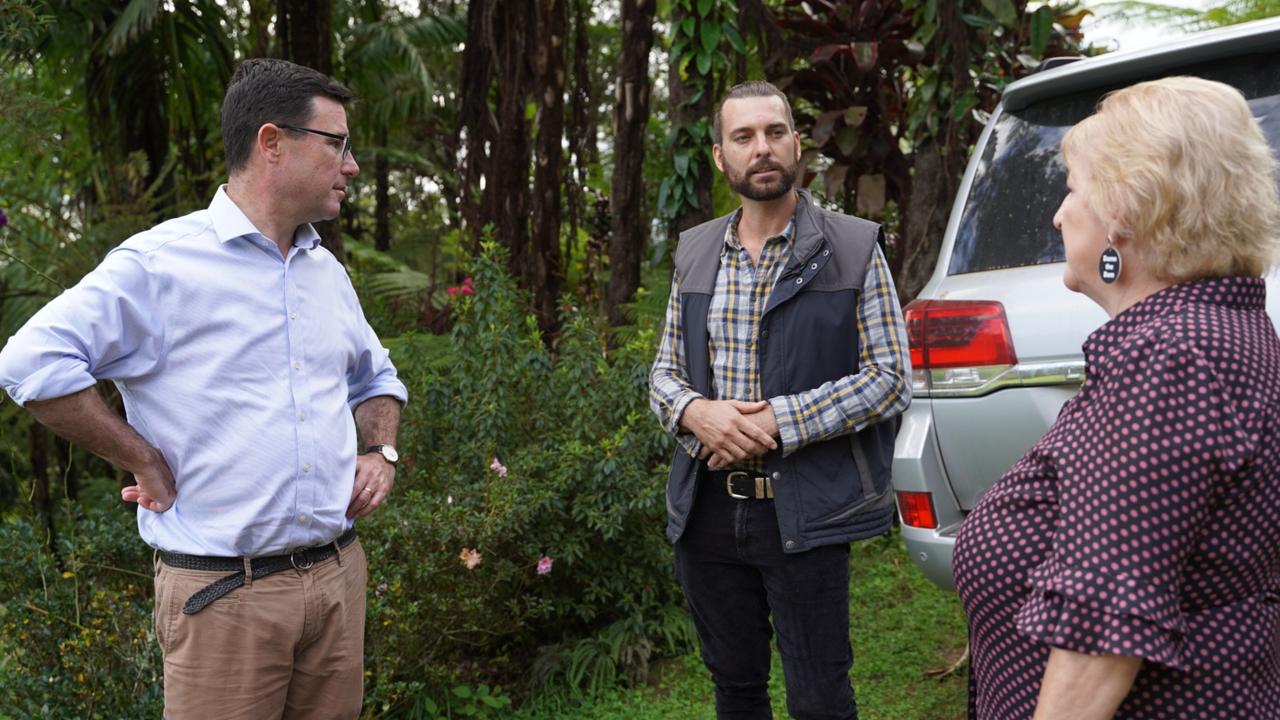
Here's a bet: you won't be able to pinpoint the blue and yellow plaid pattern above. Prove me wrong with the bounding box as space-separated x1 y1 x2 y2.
649 208 910 465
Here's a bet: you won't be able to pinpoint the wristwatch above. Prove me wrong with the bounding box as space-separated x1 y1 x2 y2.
364 445 399 464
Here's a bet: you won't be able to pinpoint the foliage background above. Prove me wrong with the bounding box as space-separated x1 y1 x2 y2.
0 0 1266 717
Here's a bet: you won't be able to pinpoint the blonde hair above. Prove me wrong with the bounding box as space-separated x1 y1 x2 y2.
1061 76 1280 280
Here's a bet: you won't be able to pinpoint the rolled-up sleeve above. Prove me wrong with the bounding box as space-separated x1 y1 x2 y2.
1014 335 1231 671
0 248 164 406
341 275 408 410
767 244 911 455
649 272 703 459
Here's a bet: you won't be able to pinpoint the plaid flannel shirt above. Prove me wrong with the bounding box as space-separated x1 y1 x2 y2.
649 209 910 469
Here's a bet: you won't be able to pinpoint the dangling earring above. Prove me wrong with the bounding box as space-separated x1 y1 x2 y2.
1099 234 1122 284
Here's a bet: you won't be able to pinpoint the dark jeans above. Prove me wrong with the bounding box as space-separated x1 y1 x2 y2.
675 477 857 720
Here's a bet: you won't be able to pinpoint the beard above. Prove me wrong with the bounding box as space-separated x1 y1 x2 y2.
724 157 799 202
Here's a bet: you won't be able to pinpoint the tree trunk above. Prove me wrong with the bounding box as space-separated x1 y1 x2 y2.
29 425 59 560
278 0 345 263
897 0 972 303
606 0 656 327
530 0 568 333
487 1 535 283
248 0 273 58
375 126 391 252
564 0 593 274
667 3 715 239
458 0 494 248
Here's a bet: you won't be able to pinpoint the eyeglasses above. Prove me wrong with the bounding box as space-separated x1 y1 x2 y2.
278 124 353 159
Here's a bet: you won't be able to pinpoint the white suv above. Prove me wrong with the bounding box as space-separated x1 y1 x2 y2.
892 18 1280 590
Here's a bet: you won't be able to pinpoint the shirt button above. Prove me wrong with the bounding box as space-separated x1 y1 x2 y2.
795 278 803 285
290 311 298 320
298 412 307 422
784 540 796 550
302 463 311 473
772 472 781 480
293 361 301 370
810 263 818 270
297 514 310 525
823 249 830 256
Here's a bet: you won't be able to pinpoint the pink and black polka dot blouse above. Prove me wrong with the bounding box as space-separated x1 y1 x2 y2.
955 276 1280 719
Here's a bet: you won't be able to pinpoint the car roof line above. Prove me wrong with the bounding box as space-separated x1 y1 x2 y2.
1002 17 1280 112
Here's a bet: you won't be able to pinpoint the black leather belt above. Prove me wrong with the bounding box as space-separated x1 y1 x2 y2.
708 470 774 500
160 529 357 615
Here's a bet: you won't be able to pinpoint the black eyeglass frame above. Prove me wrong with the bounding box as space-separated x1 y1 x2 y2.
277 124 353 159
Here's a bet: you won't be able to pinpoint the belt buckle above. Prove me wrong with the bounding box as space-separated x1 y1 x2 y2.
290 548 314 570
726 471 750 500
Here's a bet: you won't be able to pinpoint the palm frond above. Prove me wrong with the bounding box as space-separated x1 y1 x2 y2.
102 0 162 55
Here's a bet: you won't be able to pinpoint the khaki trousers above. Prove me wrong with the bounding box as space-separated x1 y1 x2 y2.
153 538 367 719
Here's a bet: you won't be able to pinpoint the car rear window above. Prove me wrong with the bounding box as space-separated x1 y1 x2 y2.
948 53 1280 275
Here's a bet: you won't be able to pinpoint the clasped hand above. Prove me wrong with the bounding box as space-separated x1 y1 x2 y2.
681 398 779 469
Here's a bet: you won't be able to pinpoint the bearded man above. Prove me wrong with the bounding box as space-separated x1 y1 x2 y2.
649 81 911 720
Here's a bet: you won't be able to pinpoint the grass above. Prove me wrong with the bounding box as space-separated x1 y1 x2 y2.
512 529 969 720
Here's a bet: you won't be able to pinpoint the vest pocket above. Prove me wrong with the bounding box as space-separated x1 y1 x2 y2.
801 435 894 530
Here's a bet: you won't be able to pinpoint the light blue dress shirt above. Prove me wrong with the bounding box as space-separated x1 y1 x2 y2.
0 187 408 556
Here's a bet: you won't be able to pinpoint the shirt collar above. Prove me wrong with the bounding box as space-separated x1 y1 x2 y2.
1082 275 1266 363
723 207 797 253
208 185 322 250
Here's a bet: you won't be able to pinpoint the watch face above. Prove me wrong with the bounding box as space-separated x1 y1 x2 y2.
379 446 399 463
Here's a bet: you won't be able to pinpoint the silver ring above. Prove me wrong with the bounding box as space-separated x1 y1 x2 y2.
362 487 374 494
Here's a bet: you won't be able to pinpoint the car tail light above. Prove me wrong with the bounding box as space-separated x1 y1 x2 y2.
904 299 1017 396
896 490 938 529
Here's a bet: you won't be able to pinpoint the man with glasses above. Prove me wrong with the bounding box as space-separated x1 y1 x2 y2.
0 59 405 718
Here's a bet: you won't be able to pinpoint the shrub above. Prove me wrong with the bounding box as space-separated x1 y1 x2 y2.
363 242 691 714
0 496 162 719
0 243 690 717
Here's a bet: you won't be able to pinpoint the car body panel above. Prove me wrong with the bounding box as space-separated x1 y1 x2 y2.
891 16 1280 589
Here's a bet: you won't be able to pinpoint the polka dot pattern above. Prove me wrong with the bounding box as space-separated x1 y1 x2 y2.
954 277 1280 719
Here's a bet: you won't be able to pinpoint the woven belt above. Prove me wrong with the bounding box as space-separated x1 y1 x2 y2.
160 529 357 615
710 470 774 500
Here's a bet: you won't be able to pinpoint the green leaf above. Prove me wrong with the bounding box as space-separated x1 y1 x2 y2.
1029 6 1053 56
696 0 713 17
979 0 1017 26
695 49 712 75
700 22 721 53
673 148 690 176
920 75 937 104
835 126 859 157
680 17 695 37
722 22 746 53
452 685 473 699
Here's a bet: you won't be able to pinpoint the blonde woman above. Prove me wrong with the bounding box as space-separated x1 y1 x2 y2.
954 76 1280 719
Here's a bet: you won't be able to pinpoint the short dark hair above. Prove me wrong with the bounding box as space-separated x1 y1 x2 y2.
221 59 354 173
713 80 796 145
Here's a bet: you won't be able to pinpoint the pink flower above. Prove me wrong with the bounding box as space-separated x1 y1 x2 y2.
447 286 460 297
537 555 553 576
489 457 508 478
459 547 482 570
461 277 475 295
